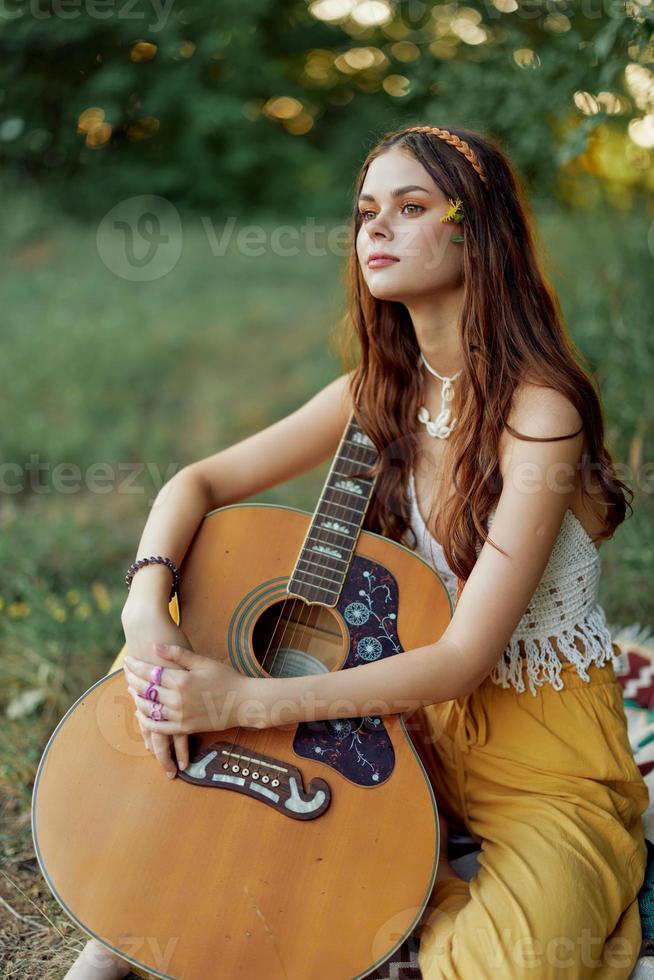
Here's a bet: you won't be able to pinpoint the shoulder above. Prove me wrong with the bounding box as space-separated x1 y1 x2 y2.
504 381 583 441
440 384 586 685
499 381 584 486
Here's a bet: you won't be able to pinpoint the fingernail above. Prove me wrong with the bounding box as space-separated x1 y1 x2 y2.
167 770 176 779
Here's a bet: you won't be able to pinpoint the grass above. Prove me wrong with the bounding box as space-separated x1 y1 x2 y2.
0 183 652 977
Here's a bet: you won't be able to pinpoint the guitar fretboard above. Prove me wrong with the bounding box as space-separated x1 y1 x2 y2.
286 414 378 606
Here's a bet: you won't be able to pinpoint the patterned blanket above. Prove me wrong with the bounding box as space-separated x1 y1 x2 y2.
368 624 654 979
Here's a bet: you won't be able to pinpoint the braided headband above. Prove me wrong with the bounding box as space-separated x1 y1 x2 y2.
399 126 488 187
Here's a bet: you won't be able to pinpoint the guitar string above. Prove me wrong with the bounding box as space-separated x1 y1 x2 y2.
244 419 374 769
269 417 373 686
220 417 373 782
229 417 371 772
265 421 373 716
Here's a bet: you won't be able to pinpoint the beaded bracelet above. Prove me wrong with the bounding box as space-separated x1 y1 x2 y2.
125 555 181 602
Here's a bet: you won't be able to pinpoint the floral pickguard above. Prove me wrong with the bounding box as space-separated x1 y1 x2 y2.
293 556 403 787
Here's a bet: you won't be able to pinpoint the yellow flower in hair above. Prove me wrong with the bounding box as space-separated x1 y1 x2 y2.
440 197 464 223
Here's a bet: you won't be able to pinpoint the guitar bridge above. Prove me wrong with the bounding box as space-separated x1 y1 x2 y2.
178 739 331 820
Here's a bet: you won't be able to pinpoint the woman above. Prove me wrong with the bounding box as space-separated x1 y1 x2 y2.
66 125 648 979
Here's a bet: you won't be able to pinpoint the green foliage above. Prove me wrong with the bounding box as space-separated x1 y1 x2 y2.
1 0 652 216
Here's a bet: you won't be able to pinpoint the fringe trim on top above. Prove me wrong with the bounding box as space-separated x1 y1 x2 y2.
488 603 617 697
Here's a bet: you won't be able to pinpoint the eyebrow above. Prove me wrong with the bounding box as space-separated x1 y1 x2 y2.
357 184 432 202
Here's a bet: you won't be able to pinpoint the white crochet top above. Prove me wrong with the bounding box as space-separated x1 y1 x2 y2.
404 468 617 696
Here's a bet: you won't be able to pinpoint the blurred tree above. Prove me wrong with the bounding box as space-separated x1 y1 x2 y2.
0 0 651 216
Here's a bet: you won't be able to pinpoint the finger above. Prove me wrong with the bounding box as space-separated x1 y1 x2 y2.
124 668 176 710
132 707 184 736
123 656 177 688
128 688 182 741
173 734 190 771
150 731 178 779
137 717 153 752
154 643 198 670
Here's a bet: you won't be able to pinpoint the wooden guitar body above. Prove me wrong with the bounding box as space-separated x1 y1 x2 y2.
32 419 453 979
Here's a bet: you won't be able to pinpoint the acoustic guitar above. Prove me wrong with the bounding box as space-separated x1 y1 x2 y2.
31 411 453 979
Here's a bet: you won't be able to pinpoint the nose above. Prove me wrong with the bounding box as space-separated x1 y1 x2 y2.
363 211 393 242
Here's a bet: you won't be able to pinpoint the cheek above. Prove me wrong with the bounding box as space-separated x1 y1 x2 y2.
403 222 458 274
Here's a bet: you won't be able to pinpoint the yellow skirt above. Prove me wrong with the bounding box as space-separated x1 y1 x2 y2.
411 653 649 979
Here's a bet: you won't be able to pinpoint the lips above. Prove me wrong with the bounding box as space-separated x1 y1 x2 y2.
367 253 399 268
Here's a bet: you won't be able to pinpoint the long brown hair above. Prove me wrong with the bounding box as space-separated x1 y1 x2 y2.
336 123 632 605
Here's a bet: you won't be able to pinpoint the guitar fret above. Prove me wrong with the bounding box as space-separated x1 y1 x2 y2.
288 570 340 595
312 512 359 532
291 574 342 598
304 541 353 563
330 468 373 485
306 505 359 542
332 453 374 470
343 436 376 452
296 555 345 582
311 522 352 541
288 414 378 603
303 547 348 566
320 497 366 517
332 464 373 475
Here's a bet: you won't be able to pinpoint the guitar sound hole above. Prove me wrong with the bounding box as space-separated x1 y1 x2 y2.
251 598 346 677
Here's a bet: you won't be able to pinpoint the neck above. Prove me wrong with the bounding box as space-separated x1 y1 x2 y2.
405 288 465 378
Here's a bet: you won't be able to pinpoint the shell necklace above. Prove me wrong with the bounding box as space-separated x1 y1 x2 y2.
416 351 462 439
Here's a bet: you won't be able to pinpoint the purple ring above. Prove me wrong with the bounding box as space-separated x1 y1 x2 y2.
149 702 164 721
150 665 164 685
144 682 159 702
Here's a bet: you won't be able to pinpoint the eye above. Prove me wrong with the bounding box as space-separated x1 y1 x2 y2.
402 203 425 216
358 202 425 222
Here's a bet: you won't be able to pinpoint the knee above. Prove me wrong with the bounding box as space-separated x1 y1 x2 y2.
475 925 640 977
419 918 640 980
417 885 642 980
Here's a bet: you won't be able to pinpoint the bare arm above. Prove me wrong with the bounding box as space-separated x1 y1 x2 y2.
122 370 354 635
248 386 585 727
121 371 354 773
121 472 216 621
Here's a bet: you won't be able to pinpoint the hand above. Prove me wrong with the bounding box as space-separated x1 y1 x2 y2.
123 642 259 739
120 609 195 779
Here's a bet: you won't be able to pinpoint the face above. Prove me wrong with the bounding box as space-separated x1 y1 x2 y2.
355 145 465 303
